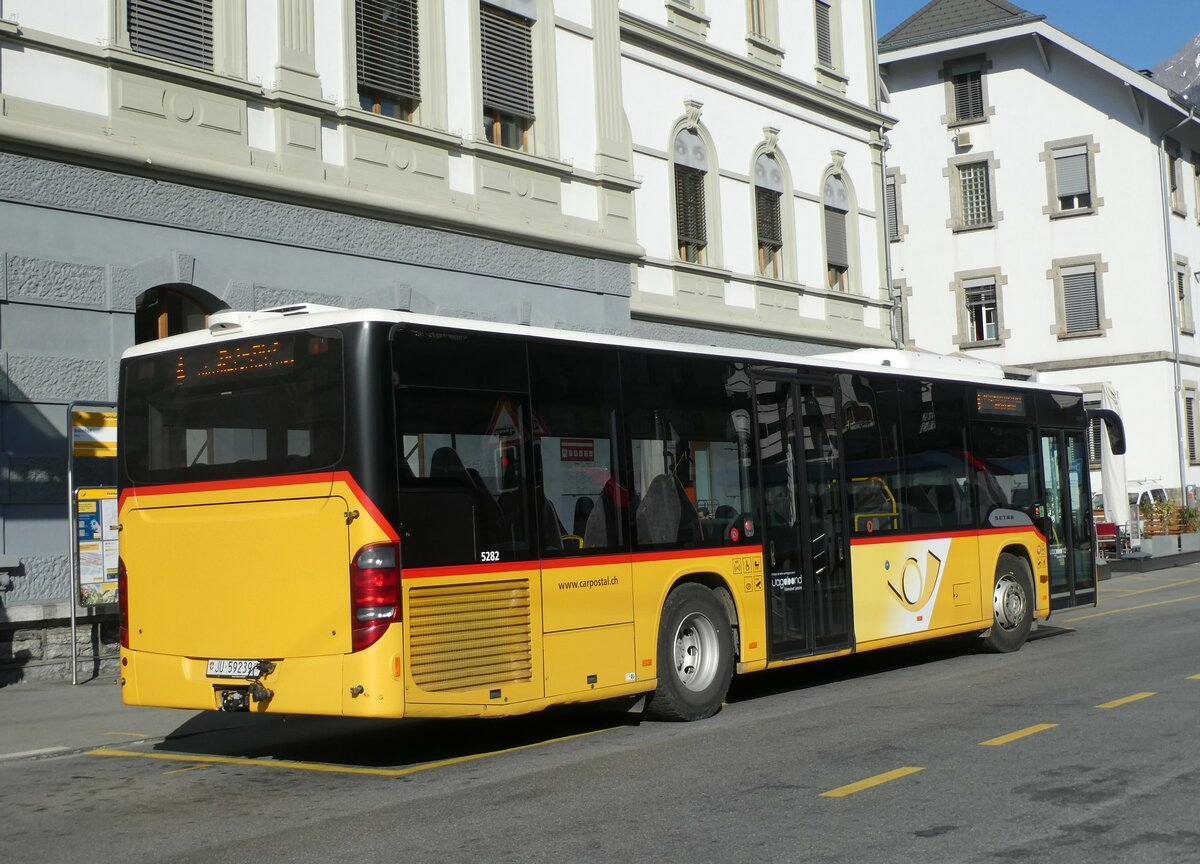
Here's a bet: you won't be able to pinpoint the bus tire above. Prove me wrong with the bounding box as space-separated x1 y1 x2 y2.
981 553 1033 653
646 583 734 722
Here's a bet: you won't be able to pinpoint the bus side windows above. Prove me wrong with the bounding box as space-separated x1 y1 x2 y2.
840 374 904 536
625 354 756 549
528 343 627 556
893 379 971 532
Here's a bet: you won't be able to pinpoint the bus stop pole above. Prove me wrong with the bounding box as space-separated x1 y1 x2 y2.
67 402 78 686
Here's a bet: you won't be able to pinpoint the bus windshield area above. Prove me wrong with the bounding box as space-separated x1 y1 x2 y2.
121 329 345 484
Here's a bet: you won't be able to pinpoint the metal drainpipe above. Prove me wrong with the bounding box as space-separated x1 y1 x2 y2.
1159 106 1197 503
880 129 900 347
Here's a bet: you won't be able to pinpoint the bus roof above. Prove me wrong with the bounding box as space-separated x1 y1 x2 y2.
120 304 1077 394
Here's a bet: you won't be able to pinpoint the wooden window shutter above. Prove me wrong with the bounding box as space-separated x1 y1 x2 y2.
885 176 899 240
480 3 535 121
953 70 983 121
675 165 707 263
128 0 213 70
356 0 420 104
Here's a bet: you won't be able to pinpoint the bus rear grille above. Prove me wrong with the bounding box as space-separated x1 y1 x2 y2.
407 579 533 693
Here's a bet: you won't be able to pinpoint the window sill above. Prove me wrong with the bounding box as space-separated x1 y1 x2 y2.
946 115 988 129
1056 328 1105 340
1048 206 1097 220
340 105 463 148
0 17 20 36
961 338 1003 350
815 65 848 94
671 258 731 279
1173 205 1189 218
746 34 784 68
467 138 575 178
952 222 996 234
106 45 262 98
665 0 709 39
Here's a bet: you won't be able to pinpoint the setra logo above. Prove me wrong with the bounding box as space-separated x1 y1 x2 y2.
887 550 943 611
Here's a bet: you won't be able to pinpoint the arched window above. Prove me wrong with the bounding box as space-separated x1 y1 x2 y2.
823 174 850 291
754 153 785 278
134 285 220 344
673 128 709 264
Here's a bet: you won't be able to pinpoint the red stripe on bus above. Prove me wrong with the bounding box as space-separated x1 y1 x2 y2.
850 525 1046 546
118 471 400 541
402 545 765 580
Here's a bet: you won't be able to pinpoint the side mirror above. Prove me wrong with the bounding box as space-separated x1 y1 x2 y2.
1085 408 1126 456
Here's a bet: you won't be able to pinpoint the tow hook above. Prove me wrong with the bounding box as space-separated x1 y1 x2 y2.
217 661 277 712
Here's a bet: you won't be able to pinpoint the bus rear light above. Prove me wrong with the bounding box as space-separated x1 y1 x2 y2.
350 543 400 652
118 557 130 649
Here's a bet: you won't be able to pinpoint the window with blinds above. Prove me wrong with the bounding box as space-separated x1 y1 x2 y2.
814 1 834 68
756 187 783 277
481 1 535 150
128 0 213 71
1061 265 1100 333
356 0 420 118
958 162 991 227
1167 141 1184 210
952 69 983 122
675 165 707 264
824 173 849 290
1188 392 1199 464
1179 265 1192 332
885 175 899 241
964 279 998 343
1053 145 1092 210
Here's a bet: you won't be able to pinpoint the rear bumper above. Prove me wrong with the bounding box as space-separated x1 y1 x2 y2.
120 623 408 718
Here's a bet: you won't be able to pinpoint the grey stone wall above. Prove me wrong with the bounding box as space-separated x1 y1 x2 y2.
0 614 119 685
0 150 638 626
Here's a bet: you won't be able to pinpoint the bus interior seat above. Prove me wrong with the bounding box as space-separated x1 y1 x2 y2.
637 474 681 545
573 496 594 538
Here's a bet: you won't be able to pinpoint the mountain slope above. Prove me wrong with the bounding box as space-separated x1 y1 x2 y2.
1153 32 1200 104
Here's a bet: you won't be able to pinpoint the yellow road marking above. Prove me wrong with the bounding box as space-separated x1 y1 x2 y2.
820 766 924 798
1103 576 1200 599
1061 593 1200 622
980 723 1058 746
164 764 210 775
1096 692 1156 709
1189 674 1200 681
88 727 617 777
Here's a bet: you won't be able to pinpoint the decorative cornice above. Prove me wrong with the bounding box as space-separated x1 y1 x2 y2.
619 12 893 132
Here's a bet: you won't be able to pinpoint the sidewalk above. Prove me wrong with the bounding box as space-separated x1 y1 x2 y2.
0 676 201 761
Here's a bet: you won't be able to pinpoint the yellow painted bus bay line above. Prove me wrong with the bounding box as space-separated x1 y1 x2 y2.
980 723 1058 746
1096 692 1156 709
820 766 924 798
1061 593 1200 623
88 727 617 777
1190 674 1200 681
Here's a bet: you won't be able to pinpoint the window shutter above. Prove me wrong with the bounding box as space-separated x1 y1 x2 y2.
815 1 833 67
1054 147 1090 196
756 187 783 250
885 176 899 240
1188 395 1197 463
128 0 213 70
953 71 983 121
1178 269 1187 302
825 208 848 268
356 0 420 104
675 165 707 261
1062 267 1099 332
481 3 535 121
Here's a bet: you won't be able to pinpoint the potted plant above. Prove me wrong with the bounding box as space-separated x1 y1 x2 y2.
1145 498 1180 557
1180 505 1200 553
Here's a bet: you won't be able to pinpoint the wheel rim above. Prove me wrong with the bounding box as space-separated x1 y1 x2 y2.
993 574 1027 631
673 611 720 692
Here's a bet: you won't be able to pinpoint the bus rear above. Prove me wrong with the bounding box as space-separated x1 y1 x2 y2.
117 313 404 717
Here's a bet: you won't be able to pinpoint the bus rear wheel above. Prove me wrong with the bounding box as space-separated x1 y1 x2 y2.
646 583 733 722
981 553 1033 653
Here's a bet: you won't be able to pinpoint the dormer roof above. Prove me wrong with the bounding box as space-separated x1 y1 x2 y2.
881 0 1044 51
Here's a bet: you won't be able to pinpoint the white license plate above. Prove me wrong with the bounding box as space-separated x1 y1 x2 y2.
206 659 261 679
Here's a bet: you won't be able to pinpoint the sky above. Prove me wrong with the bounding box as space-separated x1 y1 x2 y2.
877 0 1200 71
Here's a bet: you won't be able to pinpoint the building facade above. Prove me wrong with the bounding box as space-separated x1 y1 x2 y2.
880 0 1200 516
0 0 892 680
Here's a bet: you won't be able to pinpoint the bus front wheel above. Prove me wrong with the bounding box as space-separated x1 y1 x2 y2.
981 553 1033 653
646 583 733 721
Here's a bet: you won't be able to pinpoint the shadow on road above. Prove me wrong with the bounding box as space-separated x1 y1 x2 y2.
151 703 641 768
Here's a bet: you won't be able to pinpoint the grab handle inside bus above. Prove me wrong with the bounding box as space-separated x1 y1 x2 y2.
1084 408 1126 456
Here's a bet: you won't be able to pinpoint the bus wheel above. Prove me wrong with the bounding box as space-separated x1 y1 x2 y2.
646 583 733 721
981 553 1033 653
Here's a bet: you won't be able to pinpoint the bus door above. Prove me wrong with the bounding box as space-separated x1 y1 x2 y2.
752 373 852 660
1040 429 1096 609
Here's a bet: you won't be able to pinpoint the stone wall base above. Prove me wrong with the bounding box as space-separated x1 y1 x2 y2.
1 612 120 685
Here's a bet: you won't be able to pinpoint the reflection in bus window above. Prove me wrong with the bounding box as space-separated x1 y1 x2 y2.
840 374 904 535
528 343 626 555
624 354 755 549
968 423 1038 524
896 379 970 531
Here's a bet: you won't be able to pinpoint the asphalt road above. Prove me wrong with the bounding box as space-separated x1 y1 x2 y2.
3 569 1199 864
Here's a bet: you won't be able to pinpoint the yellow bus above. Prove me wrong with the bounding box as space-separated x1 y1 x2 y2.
116 305 1123 721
